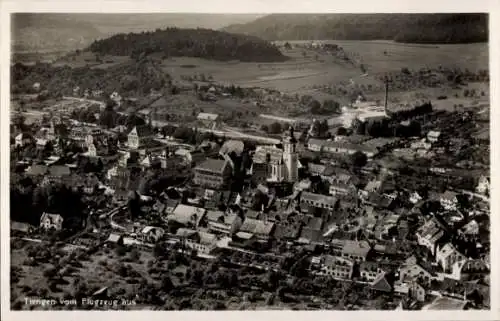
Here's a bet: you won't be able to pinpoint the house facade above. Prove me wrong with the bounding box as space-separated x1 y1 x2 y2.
329 182 356 197
440 191 459 211
427 131 441 143
193 158 232 189
127 125 154 150
176 228 218 255
141 226 165 243
436 243 467 273
476 176 489 195
416 219 445 256
360 261 385 282
40 213 64 230
300 191 338 211
307 138 377 159
318 255 354 280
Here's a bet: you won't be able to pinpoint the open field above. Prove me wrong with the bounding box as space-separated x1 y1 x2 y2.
16 40 489 123
22 40 489 106
282 40 488 72
156 41 488 105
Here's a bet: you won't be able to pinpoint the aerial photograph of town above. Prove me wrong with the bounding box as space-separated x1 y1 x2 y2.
8 12 490 311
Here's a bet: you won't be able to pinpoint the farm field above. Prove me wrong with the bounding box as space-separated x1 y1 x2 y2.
22 40 489 119
157 41 488 105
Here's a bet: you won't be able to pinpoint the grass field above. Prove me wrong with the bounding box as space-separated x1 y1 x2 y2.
156 41 488 105
37 40 489 118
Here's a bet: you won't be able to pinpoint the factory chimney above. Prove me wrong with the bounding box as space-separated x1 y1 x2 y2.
384 77 389 115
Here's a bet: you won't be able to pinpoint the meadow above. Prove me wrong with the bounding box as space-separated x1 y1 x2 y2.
158 40 488 104
40 39 489 115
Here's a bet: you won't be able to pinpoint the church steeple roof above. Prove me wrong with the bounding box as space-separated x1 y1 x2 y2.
284 125 297 144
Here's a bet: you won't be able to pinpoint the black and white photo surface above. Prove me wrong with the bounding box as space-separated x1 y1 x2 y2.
6 10 492 312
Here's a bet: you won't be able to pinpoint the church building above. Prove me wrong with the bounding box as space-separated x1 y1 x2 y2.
251 126 299 183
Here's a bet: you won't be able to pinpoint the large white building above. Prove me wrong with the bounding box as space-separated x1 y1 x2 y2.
251 127 299 183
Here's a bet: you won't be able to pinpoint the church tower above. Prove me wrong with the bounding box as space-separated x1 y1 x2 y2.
283 126 299 182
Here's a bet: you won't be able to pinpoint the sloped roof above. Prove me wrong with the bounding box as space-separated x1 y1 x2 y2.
441 190 458 201
370 272 393 292
129 125 154 138
253 145 283 164
26 164 48 176
423 297 467 310
365 180 382 192
274 222 301 240
323 255 353 268
205 210 225 223
308 163 326 175
169 204 206 225
300 228 323 243
198 231 217 245
11 221 33 232
341 240 371 257
141 226 163 234
195 158 227 173
305 217 323 230
107 233 123 243
197 112 219 121
176 228 197 238
307 138 378 155
220 140 245 156
240 217 274 236
461 220 479 235
301 191 337 207
48 165 71 177
40 212 63 224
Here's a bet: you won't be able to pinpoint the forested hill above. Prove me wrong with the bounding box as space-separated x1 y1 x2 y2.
88 28 288 62
222 13 488 44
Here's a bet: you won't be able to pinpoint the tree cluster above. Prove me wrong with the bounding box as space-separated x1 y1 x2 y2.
223 13 488 44
89 28 288 62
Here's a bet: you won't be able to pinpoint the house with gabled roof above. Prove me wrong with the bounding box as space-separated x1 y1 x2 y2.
193 158 232 189
300 191 338 211
449 258 489 282
317 255 354 280
127 125 155 150
427 130 441 143
141 226 165 243
167 204 206 228
416 219 446 256
436 243 467 273
399 257 443 283
106 233 124 245
369 272 393 293
359 261 387 283
40 212 64 231
26 164 48 177
15 132 35 148
440 190 459 211
176 228 218 255
296 216 322 243
476 175 489 195
340 240 372 262
238 217 275 241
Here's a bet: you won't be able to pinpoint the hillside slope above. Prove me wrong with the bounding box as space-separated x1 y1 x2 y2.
88 28 288 62
11 57 171 97
222 13 488 43
12 14 104 52
11 13 263 54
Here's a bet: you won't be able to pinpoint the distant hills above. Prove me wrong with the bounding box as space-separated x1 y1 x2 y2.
88 28 288 62
11 13 263 53
222 13 489 44
12 14 104 52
